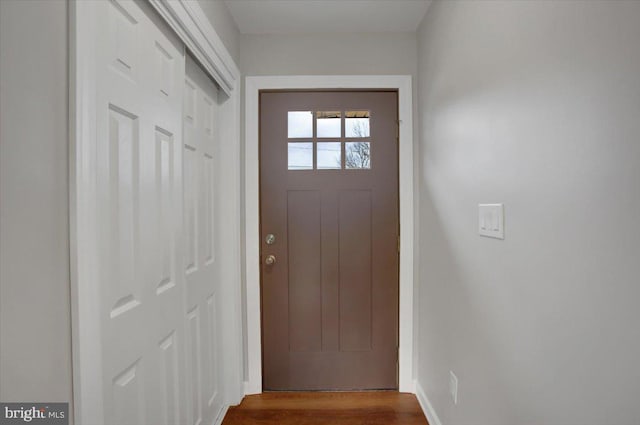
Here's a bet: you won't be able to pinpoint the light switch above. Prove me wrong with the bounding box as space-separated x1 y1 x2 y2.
479 204 504 239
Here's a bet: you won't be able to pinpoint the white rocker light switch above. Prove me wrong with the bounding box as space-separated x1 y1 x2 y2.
479 203 504 239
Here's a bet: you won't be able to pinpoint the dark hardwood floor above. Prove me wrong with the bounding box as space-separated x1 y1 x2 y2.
221 391 429 425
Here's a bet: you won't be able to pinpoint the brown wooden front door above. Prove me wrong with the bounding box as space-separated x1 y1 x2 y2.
260 91 399 390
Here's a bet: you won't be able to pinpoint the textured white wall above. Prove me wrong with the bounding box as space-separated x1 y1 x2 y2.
0 0 73 417
416 1 640 424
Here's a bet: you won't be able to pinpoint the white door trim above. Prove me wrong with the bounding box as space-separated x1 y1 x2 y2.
244 75 415 394
69 2 243 423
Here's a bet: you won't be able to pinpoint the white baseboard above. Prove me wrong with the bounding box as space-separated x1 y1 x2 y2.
415 380 443 425
213 404 230 425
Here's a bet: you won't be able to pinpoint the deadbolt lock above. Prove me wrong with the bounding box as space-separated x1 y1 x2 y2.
265 234 276 245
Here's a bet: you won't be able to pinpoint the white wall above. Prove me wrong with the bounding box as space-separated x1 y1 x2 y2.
239 31 419 384
0 0 73 415
195 0 241 65
416 1 640 424
240 32 416 76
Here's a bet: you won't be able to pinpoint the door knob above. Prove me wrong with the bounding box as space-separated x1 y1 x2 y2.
265 254 276 265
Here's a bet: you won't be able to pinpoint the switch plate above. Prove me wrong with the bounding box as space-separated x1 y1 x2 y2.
479 203 504 239
449 370 459 405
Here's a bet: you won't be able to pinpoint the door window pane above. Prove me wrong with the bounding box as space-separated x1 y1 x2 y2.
288 111 313 138
317 142 341 169
345 110 370 138
288 142 313 170
345 142 371 169
317 111 341 138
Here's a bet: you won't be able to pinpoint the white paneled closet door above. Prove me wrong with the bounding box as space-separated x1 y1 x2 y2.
94 1 187 424
183 56 225 425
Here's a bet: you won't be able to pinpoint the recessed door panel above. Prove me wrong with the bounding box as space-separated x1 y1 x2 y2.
107 105 141 319
287 190 322 352
206 293 219 407
183 145 198 274
156 127 176 295
112 360 144 425
187 307 202 425
339 190 373 352
158 332 180 425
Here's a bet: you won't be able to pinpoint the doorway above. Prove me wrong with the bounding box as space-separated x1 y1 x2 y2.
245 75 415 395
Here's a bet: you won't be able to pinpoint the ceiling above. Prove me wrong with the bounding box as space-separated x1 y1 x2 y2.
224 0 432 35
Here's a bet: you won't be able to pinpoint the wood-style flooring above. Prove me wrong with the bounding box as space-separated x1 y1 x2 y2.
221 391 429 425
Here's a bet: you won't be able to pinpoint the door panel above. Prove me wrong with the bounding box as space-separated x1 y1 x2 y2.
94 2 225 423
260 91 399 390
339 189 373 352
96 1 187 424
158 331 180 425
287 190 322 352
183 56 224 425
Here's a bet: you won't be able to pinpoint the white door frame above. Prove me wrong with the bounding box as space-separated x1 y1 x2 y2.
244 75 415 394
69 1 243 423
